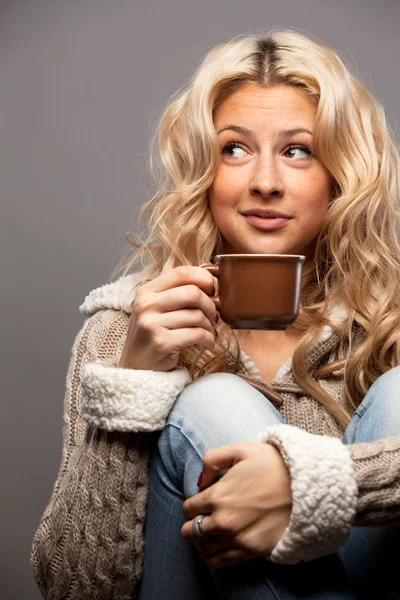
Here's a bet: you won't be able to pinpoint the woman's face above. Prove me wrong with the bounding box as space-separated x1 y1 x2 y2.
209 83 332 259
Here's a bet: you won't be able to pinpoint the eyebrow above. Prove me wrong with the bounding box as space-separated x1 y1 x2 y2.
216 125 313 138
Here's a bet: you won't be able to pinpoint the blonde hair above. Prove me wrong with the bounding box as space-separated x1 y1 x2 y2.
113 29 400 428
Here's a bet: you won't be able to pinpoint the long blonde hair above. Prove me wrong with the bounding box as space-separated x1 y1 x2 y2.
112 29 400 428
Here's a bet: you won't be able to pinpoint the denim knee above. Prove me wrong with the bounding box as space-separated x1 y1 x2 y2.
343 366 400 443
167 372 284 450
367 365 400 396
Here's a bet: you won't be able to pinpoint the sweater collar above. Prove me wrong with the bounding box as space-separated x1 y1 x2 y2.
79 273 143 316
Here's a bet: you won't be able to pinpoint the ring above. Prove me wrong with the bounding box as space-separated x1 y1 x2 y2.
192 514 209 539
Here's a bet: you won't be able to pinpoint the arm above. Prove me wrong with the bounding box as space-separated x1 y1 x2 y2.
256 425 358 564
30 308 189 599
256 425 400 565
349 438 400 526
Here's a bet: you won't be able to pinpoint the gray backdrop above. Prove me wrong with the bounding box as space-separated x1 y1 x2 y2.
2 1 399 597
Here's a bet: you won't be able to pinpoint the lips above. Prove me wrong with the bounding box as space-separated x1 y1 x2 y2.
243 213 291 231
241 208 292 219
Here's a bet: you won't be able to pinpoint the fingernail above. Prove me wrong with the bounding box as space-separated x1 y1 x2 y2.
197 472 203 487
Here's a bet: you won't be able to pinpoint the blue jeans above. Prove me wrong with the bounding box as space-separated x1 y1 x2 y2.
137 367 400 600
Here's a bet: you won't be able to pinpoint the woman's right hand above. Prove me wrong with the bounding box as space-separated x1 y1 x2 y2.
117 265 219 372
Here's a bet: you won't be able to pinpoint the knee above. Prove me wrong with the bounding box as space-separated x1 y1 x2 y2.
359 367 400 437
167 372 283 434
181 372 246 400
171 372 249 419
379 365 400 386
367 366 400 408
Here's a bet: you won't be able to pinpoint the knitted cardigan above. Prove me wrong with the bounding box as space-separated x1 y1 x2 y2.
30 272 400 599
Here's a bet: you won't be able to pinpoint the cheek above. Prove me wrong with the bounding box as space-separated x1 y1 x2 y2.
208 178 231 217
209 166 245 205
303 192 327 212
294 180 330 233
301 173 331 212
302 194 329 233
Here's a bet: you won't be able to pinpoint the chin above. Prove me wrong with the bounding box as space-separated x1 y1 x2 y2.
245 245 300 256
221 235 305 256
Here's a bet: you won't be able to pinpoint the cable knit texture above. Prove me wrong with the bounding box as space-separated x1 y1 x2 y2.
81 363 190 432
255 424 358 564
30 272 400 599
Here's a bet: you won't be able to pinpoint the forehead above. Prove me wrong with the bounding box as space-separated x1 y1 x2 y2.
213 83 317 126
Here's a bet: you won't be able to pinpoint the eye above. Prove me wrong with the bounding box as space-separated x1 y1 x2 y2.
221 142 247 159
284 144 312 159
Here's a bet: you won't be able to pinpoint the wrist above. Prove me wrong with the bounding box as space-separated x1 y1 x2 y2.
117 349 140 369
255 424 358 564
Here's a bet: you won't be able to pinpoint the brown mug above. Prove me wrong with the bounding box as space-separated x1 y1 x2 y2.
201 253 305 330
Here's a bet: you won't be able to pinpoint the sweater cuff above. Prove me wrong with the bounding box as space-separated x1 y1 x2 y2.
254 424 358 564
80 362 190 432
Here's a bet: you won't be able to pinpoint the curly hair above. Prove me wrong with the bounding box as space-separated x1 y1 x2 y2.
112 28 400 428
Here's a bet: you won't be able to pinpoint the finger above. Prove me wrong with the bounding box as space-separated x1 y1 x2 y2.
158 307 217 334
181 513 223 541
192 536 232 557
201 548 256 569
143 265 216 297
198 443 247 489
154 285 217 324
181 489 215 520
182 522 238 558
163 327 218 352
199 263 219 297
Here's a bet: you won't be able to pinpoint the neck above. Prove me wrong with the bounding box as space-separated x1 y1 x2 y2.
236 323 302 344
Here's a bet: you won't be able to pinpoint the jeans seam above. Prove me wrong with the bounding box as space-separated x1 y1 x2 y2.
261 578 285 600
166 422 205 462
349 414 361 444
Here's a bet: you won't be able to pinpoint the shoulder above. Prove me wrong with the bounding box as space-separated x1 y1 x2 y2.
72 271 147 360
79 271 146 317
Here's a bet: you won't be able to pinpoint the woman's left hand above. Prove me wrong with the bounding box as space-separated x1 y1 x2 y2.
181 441 292 569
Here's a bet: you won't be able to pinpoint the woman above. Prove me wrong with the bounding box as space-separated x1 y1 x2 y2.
31 29 400 599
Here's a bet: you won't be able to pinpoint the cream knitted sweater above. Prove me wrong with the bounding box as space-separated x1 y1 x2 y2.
30 272 400 599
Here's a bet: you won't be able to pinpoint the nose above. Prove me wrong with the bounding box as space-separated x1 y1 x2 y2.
249 154 284 198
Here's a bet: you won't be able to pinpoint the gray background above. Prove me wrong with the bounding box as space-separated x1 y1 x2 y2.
2 1 399 597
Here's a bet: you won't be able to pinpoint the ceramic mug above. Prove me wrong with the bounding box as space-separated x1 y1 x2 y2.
201 253 305 330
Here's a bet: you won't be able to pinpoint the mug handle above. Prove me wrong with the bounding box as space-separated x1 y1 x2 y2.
200 263 221 311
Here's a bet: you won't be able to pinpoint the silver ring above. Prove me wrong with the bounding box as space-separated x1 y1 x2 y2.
192 514 208 539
